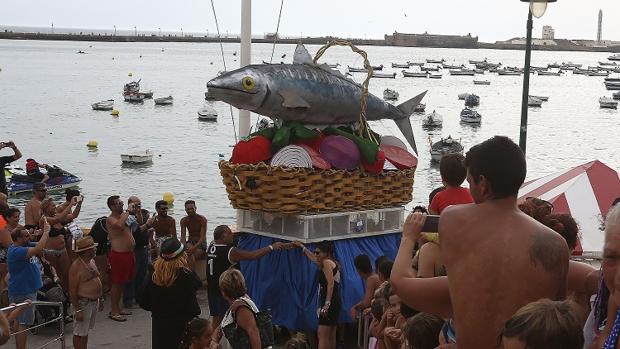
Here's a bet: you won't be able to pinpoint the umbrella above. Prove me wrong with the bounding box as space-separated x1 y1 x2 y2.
518 160 620 256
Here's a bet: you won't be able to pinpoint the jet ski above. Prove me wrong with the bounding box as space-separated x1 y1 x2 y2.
6 165 81 196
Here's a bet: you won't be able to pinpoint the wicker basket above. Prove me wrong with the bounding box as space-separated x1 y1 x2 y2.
219 161 415 214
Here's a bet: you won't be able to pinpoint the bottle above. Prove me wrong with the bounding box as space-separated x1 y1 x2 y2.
66 221 84 251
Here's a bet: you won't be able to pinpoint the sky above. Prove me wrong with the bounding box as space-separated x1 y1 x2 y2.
2 1 619 42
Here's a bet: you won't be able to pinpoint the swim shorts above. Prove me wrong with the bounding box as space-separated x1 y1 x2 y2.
108 250 136 284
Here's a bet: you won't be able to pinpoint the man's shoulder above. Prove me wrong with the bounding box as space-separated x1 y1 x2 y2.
180 216 188 224
198 214 207 222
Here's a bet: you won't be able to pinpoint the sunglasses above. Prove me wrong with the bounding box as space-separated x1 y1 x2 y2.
525 197 554 211
159 207 169 210
314 251 321 255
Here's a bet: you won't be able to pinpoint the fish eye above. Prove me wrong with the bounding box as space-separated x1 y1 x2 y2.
242 76 255 91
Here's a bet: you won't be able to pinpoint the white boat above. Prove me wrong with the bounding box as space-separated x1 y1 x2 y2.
383 89 399 101
449 69 475 76
371 72 396 79
473 80 490 85
458 93 472 100
197 105 218 121
123 93 145 103
600 97 619 109
460 108 481 124
529 95 549 102
154 96 174 105
537 70 562 76
422 111 443 128
392 62 410 69
426 59 444 64
497 70 521 76
588 71 610 77
608 54 620 61
429 136 464 162
402 70 428 78
121 150 154 164
91 99 114 111
413 103 426 113
528 96 543 107
613 91 620 101
429 73 443 79
138 90 154 99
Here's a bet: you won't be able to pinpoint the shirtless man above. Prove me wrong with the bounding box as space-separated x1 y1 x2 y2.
105 195 136 322
350 254 381 319
69 236 104 349
151 200 176 254
439 136 569 348
180 200 207 269
24 182 47 228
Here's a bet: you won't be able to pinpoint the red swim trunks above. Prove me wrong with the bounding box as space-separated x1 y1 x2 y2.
108 250 136 284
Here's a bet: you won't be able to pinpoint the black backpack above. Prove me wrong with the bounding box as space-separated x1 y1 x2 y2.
89 216 109 255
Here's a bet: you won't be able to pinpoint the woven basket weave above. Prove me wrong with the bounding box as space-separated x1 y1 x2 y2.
219 161 415 214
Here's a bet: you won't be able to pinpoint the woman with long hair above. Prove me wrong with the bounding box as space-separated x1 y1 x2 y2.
210 269 263 349
295 240 342 349
139 239 202 349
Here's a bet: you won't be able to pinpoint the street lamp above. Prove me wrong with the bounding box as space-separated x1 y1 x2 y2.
519 0 556 155
158 27 161 36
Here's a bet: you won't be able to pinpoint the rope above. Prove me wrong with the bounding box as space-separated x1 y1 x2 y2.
269 0 285 64
312 40 378 145
209 0 238 143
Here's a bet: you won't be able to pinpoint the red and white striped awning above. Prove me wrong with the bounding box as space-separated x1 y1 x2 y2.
518 160 620 256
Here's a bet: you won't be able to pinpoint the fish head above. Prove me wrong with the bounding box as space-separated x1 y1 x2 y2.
206 66 268 111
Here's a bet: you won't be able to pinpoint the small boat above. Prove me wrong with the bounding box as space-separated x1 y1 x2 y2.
458 93 472 100
449 69 475 76
410 62 425 66
600 61 618 66
426 59 444 64
392 62 410 69
372 65 384 71
588 71 610 77
76 50 86 54
442 63 463 69
605 82 620 90
326 63 340 69
154 96 173 105
7 166 81 196
608 54 620 61
465 94 480 107
402 70 428 78
414 104 426 113
121 150 154 164
123 80 141 94
562 62 583 68
497 70 521 76
420 66 440 72
197 105 218 121
123 93 145 103
474 69 485 74
537 70 562 76
347 66 366 73
383 89 399 101
91 100 114 111
529 95 549 102
547 62 560 69
138 90 154 99
600 97 619 109
613 91 620 101
429 136 464 162
422 111 443 128
469 59 487 65
429 73 443 79
473 80 490 85
528 96 543 107
460 108 481 124
371 72 396 79
606 76 620 83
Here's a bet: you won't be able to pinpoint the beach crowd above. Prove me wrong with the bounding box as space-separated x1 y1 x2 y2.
0 135 620 349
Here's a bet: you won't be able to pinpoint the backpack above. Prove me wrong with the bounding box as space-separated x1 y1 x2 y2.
89 216 109 255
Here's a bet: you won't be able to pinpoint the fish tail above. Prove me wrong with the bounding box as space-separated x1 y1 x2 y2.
396 91 427 116
393 91 427 155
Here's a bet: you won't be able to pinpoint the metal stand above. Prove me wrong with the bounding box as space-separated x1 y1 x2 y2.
519 10 534 154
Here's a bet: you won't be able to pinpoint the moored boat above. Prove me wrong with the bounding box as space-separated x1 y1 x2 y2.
449 69 476 76
422 111 443 128
392 62 410 69
138 90 154 99
528 96 543 107
473 80 490 85
458 93 472 100
197 105 218 121
91 100 114 111
613 91 620 101
383 89 399 101
608 54 620 61
402 70 428 78
600 97 618 109
529 95 549 102
371 72 396 79
414 103 426 113
123 93 145 103
154 96 173 105
429 73 443 79
460 108 481 124
429 136 464 162
121 150 154 164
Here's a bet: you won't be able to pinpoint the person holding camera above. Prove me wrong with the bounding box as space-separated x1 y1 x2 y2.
0 141 22 195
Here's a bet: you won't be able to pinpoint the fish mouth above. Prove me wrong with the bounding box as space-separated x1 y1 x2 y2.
206 82 258 95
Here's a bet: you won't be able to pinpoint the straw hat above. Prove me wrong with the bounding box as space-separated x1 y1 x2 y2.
74 236 98 253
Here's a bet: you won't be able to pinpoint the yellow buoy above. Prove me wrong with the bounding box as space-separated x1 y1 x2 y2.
87 140 98 148
128 72 133 77
111 109 119 116
163 192 174 206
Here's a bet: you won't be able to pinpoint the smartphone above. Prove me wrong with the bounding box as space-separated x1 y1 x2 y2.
421 215 440 232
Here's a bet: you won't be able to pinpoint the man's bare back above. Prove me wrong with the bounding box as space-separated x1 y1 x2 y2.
440 201 569 349
107 212 135 253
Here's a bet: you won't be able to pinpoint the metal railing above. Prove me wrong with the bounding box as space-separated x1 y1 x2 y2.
357 314 371 349
1 301 65 349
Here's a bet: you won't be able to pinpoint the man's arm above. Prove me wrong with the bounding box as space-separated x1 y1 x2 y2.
228 242 283 263
180 218 187 244
68 197 83 220
27 220 50 258
169 218 177 237
197 217 207 246
0 311 9 345
6 141 22 162
107 211 131 230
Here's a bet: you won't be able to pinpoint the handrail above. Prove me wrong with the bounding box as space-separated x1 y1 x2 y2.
1 300 65 349
357 314 371 349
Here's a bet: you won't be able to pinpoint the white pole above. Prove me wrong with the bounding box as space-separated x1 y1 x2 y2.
239 0 252 138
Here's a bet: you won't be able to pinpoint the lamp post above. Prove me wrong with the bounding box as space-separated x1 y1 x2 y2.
181 27 184 36
519 0 556 155
158 27 161 36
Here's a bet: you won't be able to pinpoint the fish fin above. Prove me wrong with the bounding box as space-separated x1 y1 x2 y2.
396 91 428 116
317 63 350 80
293 44 313 65
393 118 418 155
278 90 311 109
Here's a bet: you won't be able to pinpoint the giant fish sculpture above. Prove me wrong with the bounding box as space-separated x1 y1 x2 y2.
207 44 427 153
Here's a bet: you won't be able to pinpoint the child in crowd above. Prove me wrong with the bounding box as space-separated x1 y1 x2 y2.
383 294 406 349
284 337 309 349
501 299 583 349
429 154 473 215
401 312 444 349
179 317 212 349
368 298 387 349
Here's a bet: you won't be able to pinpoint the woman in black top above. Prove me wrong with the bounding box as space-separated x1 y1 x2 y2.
296 240 341 349
139 238 202 349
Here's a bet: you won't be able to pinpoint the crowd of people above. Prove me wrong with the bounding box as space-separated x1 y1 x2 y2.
2 135 620 349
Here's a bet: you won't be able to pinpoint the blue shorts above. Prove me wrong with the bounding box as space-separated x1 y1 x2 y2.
208 293 229 317
8 293 37 326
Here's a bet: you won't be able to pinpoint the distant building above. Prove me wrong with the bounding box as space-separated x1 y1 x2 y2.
384 31 478 48
542 26 555 40
597 10 603 43
264 32 279 40
496 37 557 46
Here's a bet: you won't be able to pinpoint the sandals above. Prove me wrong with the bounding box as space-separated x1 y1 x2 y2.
119 310 133 316
108 314 127 322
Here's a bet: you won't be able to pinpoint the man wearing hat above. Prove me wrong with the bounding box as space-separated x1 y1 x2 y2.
69 236 104 349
